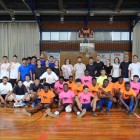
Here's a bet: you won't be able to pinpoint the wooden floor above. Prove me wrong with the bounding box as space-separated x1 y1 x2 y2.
0 104 140 140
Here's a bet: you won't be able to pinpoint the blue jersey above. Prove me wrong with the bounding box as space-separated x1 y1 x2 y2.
36 59 45 66
49 62 55 68
30 63 36 73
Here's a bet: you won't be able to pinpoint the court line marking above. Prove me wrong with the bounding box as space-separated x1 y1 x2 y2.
0 133 42 135
134 113 140 118
37 113 67 140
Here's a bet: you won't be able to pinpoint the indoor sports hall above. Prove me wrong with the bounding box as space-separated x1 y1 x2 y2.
0 0 140 140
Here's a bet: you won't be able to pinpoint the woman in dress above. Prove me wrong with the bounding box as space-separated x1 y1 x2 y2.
61 59 74 82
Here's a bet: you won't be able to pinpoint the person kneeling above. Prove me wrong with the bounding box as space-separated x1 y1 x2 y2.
75 85 97 117
22 83 55 117
119 82 137 116
48 83 86 118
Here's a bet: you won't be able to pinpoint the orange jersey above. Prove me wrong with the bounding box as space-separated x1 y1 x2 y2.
108 82 114 95
88 84 99 96
72 84 83 95
97 85 111 100
120 88 136 99
38 90 55 103
66 81 75 91
114 81 126 91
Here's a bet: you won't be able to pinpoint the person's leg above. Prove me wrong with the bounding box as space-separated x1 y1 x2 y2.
30 93 36 107
96 99 103 111
72 105 85 118
24 93 30 107
137 94 140 107
91 99 98 116
75 97 82 111
22 104 43 117
0 95 5 106
129 95 135 116
106 96 113 114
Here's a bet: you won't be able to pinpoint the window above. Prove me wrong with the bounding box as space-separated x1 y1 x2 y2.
60 32 67 40
113 32 121 41
42 32 50 40
121 32 129 40
68 32 77 40
104 32 112 41
51 32 59 41
94 32 104 41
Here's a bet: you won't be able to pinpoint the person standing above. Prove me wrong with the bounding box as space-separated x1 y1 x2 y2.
7 55 21 88
128 55 140 82
111 57 120 83
18 58 32 81
52 60 61 77
30 56 37 73
74 57 86 80
104 59 112 76
61 59 74 82
43 60 49 72
119 54 132 82
34 53 46 67
49 56 55 68
93 55 104 79
0 56 10 82
86 57 97 77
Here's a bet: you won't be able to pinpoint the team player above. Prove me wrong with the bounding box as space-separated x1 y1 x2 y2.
0 56 10 82
7 55 21 88
119 82 137 116
27 57 32 66
130 75 140 107
40 67 58 91
7 80 30 107
34 53 46 66
49 56 55 68
30 78 44 107
72 79 84 96
88 78 99 96
97 68 107 86
107 75 114 96
75 86 98 117
66 76 75 91
0 77 13 106
30 56 36 73
96 79 113 114
22 83 55 117
47 83 86 118
81 69 92 86
23 74 33 93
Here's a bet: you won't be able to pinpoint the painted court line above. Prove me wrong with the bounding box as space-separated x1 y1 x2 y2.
134 113 140 118
37 113 67 140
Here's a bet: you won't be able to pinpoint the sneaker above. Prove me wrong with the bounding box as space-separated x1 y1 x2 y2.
37 99 41 105
55 100 58 105
22 109 31 117
125 109 129 113
106 109 110 115
129 111 132 116
100 108 103 112
91 111 97 116
32 102 35 107
79 109 86 118
6 103 10 107
47 111 57 118
24 102 28 107
1 103 4 107
43 109 50 117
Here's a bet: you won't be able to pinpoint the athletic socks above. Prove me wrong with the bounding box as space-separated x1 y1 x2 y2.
55 111 59 115
77 111 80 115
107 101 113 110
130 102 134 112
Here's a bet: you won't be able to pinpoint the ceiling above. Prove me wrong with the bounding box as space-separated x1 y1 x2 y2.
0 0 140 21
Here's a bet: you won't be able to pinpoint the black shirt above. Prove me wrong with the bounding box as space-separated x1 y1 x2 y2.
29 83 44 92
52 67 61 76
86 64 97 77
104 65 113 75
43 66 49 73
13 85 27 95
119 61 132 78
93 61 104 77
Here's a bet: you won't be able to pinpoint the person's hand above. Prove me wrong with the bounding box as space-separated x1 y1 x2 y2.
16 78 19 82
34 53 37 56
19 100 22 105
69 104 72 107
37 89 41 92
9 62 13 66
8 78 10 81
15 101 18 105
131 110 134 114
129 78 131 82
98 88 103 92
126 106 130 111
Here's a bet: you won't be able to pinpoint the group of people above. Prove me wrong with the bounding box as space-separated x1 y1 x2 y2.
0 53 140 118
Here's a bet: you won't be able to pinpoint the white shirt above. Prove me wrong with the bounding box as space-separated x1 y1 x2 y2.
10 62 21 79
128 62 140 80
74 63 86 79
112 63 120 78
0 82 12 95
23 80 33 93
0 63 10 79
40 71 58 84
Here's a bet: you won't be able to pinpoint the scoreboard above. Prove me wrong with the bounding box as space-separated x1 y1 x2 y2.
79 29 93 38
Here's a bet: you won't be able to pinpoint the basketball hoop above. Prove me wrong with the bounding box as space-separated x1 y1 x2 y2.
86 50 89 57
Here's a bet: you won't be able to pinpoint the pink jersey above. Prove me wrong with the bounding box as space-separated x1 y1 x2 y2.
130 82 140 96
79 92 92 104
81 76 93 86
54 81 65 93
59 90 75 104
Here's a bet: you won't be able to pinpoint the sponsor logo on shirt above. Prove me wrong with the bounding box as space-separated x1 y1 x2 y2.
43 96 47 99
76 90 81 93
84 80 89 83
2 66 6 70
132 88 137 91
48 78 52 82
59 87 63 90
83 98 88 102
11 66 16 70
2 89 7 93
125 94 129 97
63 97 69 101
